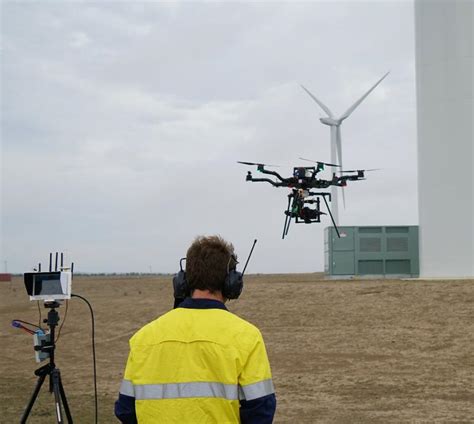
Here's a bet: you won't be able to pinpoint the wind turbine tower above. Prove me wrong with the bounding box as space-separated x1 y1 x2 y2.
301 72 389 224
415 0 473 278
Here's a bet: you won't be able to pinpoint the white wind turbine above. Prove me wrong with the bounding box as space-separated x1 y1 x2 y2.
300 71 389 224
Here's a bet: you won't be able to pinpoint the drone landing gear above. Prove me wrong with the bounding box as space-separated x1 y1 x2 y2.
320 194 340 238
282 195 292 239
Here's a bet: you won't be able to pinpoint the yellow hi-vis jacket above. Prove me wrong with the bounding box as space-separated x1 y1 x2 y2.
119 301 275 423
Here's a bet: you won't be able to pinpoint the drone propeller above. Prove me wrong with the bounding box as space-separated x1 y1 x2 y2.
338 168 380 173
237 161 280 168
298 157 341 167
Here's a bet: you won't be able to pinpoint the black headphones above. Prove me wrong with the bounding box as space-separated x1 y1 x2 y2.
173 255 244 302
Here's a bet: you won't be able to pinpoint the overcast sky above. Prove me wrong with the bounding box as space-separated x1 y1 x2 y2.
1 0 418 274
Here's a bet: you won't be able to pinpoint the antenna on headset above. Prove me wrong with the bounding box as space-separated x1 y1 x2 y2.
242 239 258 275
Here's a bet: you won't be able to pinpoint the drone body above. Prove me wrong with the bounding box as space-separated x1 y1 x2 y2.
238 160 371 239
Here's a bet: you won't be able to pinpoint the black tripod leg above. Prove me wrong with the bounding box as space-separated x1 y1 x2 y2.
21 372 47 424
51 369 64 423
58 372 73 423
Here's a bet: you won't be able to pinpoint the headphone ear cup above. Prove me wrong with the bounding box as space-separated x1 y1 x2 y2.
173 270 189 299
223 270 243 300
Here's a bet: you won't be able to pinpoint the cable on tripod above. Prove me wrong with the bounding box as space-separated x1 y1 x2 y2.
55 300 69 343
11 319 42 335
71 294 98 424
37 301 42 329
12 319 43 330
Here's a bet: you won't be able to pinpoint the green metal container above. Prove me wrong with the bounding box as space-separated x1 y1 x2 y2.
324 226 419 277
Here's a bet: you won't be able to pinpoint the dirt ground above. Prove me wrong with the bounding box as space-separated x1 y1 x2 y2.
1 274 473 423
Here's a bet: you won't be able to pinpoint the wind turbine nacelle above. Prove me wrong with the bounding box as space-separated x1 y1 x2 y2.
319 117 341 126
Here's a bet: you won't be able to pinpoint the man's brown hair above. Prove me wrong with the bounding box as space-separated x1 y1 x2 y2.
186 235 237 293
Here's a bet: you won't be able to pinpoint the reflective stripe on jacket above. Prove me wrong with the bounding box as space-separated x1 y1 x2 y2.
119 299 275 423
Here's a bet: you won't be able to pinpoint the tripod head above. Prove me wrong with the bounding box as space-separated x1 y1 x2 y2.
43 302 61 332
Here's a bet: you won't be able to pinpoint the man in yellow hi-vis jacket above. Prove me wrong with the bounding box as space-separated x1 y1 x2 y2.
115 235 276 423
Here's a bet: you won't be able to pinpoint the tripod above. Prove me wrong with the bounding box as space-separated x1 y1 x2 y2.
21 302 73 423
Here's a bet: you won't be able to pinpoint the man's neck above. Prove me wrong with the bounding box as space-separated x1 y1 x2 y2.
192 289 226 303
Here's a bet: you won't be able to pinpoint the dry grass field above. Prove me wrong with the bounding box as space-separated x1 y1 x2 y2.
1 274 473 423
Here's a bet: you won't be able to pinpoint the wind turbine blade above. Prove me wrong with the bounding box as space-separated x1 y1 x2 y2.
339 71 390 121
336 127 346 209
300 85 334 118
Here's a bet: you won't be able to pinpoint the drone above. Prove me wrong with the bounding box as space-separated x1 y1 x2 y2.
238 158 375 239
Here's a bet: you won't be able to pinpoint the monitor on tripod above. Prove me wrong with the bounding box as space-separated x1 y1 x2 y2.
24 271 72 302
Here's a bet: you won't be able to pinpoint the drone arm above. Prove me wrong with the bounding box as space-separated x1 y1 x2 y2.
335 177 348 187
246 175 285 187
346 174 364 181
258 167 286 182
334 172 365 186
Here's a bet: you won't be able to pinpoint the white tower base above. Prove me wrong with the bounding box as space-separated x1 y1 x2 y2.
415 0 474 278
